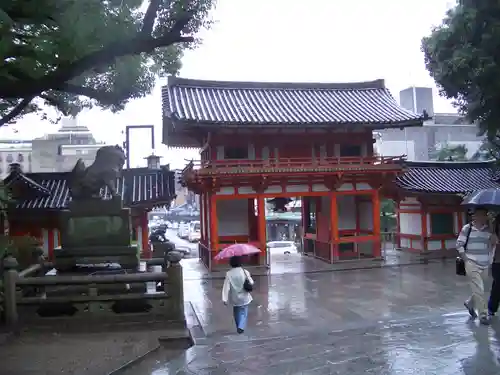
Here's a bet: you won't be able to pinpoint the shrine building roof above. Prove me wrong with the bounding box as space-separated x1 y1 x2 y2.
162 77 426 146
4 166 176 210
396 161 500 195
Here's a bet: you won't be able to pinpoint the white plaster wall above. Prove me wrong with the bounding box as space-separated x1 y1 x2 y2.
398 197 421 247
217 199 249 236
337 195 356 230
359 200 373 231
427 239 456 251
399 213 421 235
399 196 422 248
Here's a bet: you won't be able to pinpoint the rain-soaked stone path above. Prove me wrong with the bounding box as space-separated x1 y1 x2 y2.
120 261 500 374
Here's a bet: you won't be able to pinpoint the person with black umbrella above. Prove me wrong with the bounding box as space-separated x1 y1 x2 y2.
457 206 497 325
488 214 500 316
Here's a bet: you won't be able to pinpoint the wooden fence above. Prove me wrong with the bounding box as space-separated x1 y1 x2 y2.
2 255 185 331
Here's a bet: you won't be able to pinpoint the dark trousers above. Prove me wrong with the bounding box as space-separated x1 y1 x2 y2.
488 263 500 313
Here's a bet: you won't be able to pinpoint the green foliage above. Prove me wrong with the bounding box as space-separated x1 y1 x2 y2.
429 142 468 161
0 0 215 125
470 139 500 161
380 199 395 216
421 1 500 142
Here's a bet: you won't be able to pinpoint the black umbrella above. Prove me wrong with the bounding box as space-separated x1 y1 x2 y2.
461 188 500 209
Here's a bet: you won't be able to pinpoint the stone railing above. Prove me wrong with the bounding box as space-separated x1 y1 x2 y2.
2 251 185 332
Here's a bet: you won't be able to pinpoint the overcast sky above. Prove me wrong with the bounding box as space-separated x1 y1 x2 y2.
3 0 455 168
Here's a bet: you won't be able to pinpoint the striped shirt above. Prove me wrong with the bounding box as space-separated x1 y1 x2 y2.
456 223 494 268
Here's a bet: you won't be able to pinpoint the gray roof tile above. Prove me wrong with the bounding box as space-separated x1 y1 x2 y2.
163 77 425 127
396 161 500 194
5 168 176 210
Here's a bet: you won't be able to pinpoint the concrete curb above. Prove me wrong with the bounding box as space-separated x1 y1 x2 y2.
105 345 161 375
106 328 195 375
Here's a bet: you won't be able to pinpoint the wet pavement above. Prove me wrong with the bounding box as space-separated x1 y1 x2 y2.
120 262 500 374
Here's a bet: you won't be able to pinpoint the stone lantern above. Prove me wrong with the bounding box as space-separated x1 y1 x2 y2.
145 154 162 170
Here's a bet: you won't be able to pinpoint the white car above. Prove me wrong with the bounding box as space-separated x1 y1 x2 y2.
267 241 297 255
177 222 190 239
188 221 201 242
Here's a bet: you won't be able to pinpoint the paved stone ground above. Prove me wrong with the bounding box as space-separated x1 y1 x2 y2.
180 245 434 280
0 329 162 375
119 261 500 374
168 228 432 280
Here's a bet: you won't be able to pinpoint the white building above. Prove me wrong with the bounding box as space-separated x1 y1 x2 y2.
0 117 104 179
376 87 483 161
0 141 33 177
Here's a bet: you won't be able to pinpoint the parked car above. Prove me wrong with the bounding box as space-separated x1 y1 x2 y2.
177 222 190 239
267 241 297 255
188 221 201 242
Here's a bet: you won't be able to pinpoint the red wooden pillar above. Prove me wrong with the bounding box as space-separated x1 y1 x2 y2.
209 194 218 270
372 190 381 258
421 204 428 252
247 198 258 241
396 200 401 248
200 192 206 246
330 192 339 262
257 196 266 265
140 211 149 258
47 228 55 260
354 196 360 236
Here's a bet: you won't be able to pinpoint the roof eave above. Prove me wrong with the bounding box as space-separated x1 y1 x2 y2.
164 117 425 129
398 187 466 196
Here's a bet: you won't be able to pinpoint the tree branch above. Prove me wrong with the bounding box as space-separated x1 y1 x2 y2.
141 0 162 36
55 84 122 105
0 96 35 126
0 18 194 100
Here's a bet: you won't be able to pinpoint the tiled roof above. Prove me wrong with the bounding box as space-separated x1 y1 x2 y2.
5 167 176 210
396 161 500 194
4 172 51 196
163 77 425 128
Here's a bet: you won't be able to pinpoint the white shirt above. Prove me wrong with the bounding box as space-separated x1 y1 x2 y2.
222 267 254 306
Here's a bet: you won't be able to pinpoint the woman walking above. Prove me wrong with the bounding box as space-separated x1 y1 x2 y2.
488 215 500 317
222 256 254 334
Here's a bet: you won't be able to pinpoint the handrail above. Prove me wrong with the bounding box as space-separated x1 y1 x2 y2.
17 272 168 286
183 155 406 171
18 263 43 278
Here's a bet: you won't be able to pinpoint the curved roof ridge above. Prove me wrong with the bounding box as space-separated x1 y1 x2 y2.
167 76 386 91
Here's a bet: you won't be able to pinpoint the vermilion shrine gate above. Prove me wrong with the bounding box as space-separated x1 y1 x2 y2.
162 77 427 270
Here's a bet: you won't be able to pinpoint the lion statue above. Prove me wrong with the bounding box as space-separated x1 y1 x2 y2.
69 145 126 200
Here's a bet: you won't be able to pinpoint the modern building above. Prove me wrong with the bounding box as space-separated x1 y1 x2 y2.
31 117 102 173
375 87 483 161
0 140 33 177
0 117 104 179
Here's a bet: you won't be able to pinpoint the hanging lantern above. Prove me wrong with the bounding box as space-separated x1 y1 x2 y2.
268 197 291 213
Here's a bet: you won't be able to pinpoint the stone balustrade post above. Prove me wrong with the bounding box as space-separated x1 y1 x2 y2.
166 251 184 321
3 255 19 330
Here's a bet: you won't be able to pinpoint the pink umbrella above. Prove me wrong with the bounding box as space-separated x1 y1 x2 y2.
214 243 261 260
